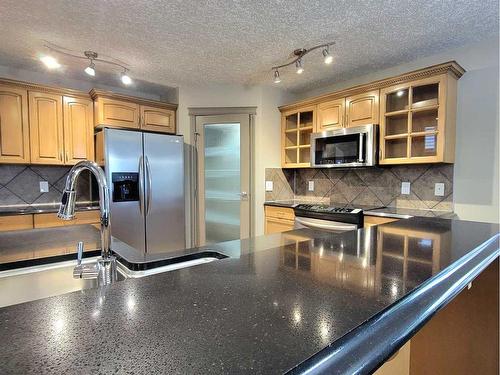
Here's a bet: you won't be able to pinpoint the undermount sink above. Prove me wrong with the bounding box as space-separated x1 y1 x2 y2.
0 251 227 307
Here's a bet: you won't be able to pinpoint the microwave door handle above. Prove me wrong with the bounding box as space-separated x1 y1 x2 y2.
358 133 365 163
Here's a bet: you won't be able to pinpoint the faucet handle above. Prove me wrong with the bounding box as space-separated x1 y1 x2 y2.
76 241 84 266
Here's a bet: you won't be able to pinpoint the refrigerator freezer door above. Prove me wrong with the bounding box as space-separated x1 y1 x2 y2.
105 128 146 253
143 133 185 253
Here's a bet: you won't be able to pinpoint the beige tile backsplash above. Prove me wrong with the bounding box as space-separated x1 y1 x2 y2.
265 164 453 211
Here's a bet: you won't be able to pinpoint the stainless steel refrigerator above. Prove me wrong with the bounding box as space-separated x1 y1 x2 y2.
100 128 185 254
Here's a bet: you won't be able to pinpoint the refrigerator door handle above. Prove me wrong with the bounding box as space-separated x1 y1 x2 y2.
138 155 145 215
145 156 153 216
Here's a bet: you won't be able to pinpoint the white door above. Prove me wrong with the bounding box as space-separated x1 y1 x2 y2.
195 114 251 245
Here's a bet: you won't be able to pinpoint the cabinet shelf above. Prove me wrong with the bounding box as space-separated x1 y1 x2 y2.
385 109 409 117
285 128 298 133
384 133 408 140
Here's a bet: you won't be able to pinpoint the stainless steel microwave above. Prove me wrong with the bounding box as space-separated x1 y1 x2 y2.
310 124 378 168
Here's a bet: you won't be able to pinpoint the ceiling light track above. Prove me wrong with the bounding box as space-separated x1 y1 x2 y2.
41 42 133 85
271 41 335 83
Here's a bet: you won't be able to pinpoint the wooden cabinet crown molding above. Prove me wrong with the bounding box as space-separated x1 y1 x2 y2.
279 61 465 112
89 89 177 111
0 77 89 99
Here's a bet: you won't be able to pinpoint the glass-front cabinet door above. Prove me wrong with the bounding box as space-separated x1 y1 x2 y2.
281 106 315 167
379 74 456 164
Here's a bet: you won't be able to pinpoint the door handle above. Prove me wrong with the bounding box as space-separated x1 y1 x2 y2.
138 156 145 215
145 156 152 215
239 192 248 200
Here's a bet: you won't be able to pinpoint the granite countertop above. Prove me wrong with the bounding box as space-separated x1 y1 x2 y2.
0 202 99 216
0 217 498 374
264 200 456 219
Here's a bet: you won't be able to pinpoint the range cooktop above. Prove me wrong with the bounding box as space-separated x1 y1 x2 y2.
294 204 369 226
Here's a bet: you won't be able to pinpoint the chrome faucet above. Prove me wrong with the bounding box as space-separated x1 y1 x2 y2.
58 160 117 285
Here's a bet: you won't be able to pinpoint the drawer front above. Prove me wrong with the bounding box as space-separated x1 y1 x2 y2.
265 217 295 234
0 215 33 231
34 210 100 228
265 205 295 220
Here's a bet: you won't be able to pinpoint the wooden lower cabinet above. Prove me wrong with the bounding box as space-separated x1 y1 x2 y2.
0 211 100 232
33 211 100 229
264 205 295 234
0 84 30 163
0 215 33 231
364 215 399 228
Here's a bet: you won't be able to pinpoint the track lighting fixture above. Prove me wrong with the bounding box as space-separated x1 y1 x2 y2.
271 41 335 82
273 69 281 83
41 42 133 85
296 59 304 74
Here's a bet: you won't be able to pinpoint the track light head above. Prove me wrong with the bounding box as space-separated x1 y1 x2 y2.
322 48 333 64
296 59 304 74
273 69 281 83
121 70 132 85
84 61 95 76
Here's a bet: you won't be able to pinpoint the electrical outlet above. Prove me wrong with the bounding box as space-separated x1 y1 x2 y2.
401 182 411 195
434 183 445 197
39 181 49 193
308 180 314 192
265 181 273 192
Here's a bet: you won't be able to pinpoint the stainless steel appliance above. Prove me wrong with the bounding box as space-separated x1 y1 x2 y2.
311 124 378 168
100 128 185 254
293 204 364 232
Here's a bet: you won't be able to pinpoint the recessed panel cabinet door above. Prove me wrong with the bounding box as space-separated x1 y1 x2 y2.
63 96 94 164
140 105 175 134
317 98 345 131
345 90 379 127
95 97 139 129
29 91 64 165
0 85 30 163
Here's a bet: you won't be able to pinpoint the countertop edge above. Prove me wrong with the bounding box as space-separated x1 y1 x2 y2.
286 233 500 375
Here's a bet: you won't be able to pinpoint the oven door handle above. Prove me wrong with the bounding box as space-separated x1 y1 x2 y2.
295 217 358 232
358 133 365 163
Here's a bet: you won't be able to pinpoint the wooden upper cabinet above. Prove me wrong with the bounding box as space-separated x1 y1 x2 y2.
0 84 30 163
29 91 64 165
345 90 379 127
63 96 94 164
140 105 176 134
94 96 140 129
316 98 345 132
379 74 457 164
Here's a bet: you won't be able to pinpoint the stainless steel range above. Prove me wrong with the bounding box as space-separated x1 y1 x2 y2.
293 204 364 232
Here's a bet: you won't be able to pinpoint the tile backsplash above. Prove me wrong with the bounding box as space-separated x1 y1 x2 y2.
265 164 453 211
0 165 94 207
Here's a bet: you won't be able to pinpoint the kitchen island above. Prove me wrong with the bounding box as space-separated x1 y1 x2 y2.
0 217 498 374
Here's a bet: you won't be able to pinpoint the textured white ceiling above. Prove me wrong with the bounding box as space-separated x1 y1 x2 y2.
0 0 498 92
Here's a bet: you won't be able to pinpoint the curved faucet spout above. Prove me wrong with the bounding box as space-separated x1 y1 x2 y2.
58 160 111 260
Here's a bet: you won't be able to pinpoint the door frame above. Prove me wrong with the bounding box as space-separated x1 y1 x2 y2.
189 107 256 247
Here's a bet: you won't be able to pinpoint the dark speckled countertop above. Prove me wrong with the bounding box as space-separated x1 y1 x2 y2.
0 217 498 374
264 200 456 219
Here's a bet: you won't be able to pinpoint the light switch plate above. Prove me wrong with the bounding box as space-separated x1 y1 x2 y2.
39 181 49 193
308 180 315 192
265 181 273 192
401 182 411 195
434 183 445 197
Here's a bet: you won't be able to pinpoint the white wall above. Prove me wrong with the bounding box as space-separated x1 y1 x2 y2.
177 84 296 242
295 36 500 223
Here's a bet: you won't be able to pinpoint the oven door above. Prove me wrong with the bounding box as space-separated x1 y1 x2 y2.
294 216 359 233
311 125 377 168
